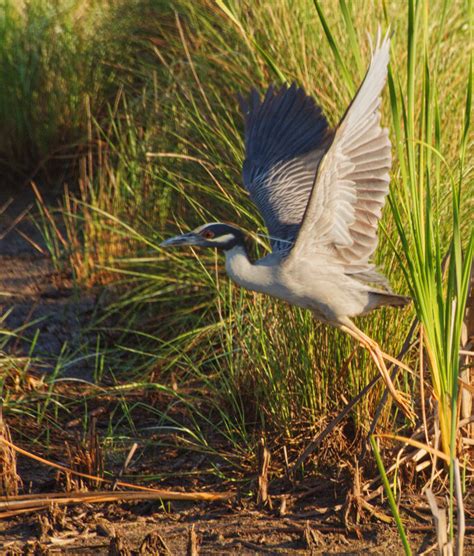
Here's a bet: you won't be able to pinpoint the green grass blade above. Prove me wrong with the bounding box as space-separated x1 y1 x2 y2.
338 0 363 76
370 436 412 556
313 0 355 95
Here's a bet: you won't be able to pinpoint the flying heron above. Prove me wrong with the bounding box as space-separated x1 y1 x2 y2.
161 31 413 417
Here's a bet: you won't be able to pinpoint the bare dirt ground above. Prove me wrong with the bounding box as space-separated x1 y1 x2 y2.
1 188 472 555
0 502 435 555
0 186 98 378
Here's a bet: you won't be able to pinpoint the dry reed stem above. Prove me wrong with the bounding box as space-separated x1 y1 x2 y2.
0 203 32 241
377 434 450 463
460 261 473 439
187 524 199 556
257 437 271 508
454 459 465 556
30 181 68 248
0 412 21 496
426 489 453 556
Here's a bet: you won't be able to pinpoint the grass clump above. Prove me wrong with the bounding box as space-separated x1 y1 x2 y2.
0 0 171 184
0 0 97 180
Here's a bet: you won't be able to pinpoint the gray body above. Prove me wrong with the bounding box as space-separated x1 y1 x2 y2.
225 246 402 327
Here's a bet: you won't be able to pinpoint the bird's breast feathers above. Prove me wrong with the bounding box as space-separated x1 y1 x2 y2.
224 246 364 314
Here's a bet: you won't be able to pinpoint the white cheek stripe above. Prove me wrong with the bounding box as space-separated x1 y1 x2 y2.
212 233 234 244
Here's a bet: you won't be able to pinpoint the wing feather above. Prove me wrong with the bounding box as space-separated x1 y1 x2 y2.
288 31 392 269
240 84 331 252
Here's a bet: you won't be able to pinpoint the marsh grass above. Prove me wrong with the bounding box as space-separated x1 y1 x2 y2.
1 1 472 546
0 0 97 180
0 0 173 183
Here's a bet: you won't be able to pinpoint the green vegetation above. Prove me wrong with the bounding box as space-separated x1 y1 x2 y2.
1 0 472 550
371 435 412 556
0 0 171 182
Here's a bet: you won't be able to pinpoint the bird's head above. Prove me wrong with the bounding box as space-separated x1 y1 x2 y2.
161 222 246 251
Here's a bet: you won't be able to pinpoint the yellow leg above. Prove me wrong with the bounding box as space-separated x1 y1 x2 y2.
345 325 412 373
339 321 414 421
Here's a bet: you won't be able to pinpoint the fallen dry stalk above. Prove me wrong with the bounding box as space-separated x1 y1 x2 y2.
0 489 231 519
0 437 234 519
376 433 450 463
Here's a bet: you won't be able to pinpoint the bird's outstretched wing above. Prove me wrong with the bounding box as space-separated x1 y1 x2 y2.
240 83 331 253
287 31 391 271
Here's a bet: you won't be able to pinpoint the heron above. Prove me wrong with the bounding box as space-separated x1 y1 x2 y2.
161 31 413 418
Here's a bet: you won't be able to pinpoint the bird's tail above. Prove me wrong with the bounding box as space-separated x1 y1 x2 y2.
372 290 411 308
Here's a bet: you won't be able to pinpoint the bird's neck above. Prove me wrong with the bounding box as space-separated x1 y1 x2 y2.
225 245 272 293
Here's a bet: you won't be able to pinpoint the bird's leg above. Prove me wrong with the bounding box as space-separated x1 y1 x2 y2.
343 324 412 373
339 321 414 420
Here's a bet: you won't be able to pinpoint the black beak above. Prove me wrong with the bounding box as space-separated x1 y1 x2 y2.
160 232 201 248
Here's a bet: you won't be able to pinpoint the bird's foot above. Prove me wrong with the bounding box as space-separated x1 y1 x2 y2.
390 389 416 423
370 346 415 422
338 322 415 422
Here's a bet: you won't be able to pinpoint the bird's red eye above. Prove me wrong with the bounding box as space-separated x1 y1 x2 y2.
202 230 214 239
